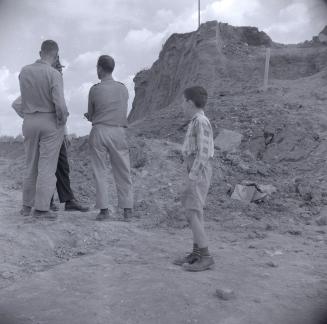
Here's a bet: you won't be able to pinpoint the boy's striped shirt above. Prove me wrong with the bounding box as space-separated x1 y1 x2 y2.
182 111 214 180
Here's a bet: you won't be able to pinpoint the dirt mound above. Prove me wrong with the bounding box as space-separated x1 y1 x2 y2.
128 21 327 123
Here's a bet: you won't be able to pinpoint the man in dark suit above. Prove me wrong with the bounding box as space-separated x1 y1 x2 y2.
50 57 89 213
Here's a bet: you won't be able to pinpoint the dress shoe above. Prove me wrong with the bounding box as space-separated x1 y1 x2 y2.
123 208 132 222
96 209 110 221
20 205 31 216
33 210 58 220
50 200 60 211
65 199 89 212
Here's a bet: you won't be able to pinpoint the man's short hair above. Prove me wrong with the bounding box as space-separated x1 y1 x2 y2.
41 40 59 54
183 86 208 108
97 55 115 73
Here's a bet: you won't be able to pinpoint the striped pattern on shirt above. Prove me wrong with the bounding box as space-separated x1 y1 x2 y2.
182 111 214 180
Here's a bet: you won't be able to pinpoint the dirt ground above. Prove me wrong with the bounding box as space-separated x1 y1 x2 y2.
0 137 327 324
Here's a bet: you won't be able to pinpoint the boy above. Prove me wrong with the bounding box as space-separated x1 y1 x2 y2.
174 86 215 272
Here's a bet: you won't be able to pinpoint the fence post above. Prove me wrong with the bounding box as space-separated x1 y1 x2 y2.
263 47 271 91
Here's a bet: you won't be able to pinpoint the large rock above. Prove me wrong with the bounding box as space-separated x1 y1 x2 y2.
214 129 243 153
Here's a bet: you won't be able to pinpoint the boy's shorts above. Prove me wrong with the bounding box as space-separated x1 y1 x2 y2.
181 158 213 213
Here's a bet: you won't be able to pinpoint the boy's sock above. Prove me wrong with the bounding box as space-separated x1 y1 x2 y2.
199 247 210 257
193 243 201 256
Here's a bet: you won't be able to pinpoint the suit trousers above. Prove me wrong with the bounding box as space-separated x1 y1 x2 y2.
55 142 75 203
89 125 133 210
22 113 64 211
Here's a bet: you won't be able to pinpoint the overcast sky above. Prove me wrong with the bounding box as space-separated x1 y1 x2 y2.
0 0 326 136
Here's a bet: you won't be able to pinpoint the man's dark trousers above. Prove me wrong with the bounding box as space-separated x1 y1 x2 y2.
55 142 74 203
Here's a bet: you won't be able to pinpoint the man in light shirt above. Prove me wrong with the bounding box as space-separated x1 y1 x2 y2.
18 40 69 219
85 55 133 221
13 56 89 214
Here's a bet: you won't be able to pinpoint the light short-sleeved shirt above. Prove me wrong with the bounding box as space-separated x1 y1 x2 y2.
182 110 214 180
19 59 68 120
87 75 129 127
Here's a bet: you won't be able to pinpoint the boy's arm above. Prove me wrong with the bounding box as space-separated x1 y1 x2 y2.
188 119 211 180
11 96 24 118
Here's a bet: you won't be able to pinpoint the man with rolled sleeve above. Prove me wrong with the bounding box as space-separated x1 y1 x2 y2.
13 57 89 214
18 40 69 219
85 55 133 221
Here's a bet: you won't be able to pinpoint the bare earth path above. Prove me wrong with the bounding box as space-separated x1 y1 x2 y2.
0 155 326 324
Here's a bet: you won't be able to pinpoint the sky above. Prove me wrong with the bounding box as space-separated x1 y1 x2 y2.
0 0 326 136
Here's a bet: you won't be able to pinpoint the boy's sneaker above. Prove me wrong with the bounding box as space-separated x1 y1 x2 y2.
173 252 200 266
33 210 58 220
182 255 215 272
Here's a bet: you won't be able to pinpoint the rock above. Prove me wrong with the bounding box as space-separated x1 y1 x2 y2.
260 272 271 279
1 271 13 279
215 288 236 301
231 184 256 203
231 182 275 203
247 231 267 240
316 206 327 226
295 182 313 202
140 170 149 178
258 184 277 195
266 261 278 268
287 229 302 236
214 129 243 153
264 249 283 257
265 224 273 231
316 215 327 226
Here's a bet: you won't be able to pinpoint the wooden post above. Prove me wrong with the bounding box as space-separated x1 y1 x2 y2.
263 47 271 91
198 0 201 29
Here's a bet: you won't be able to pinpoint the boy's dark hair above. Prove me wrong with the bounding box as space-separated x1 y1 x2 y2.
183 86 208 108
97 55 115 73
41 40 59 54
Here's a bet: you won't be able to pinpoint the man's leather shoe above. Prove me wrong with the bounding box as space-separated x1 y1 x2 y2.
20 205 31 216
123 208 132 222
95 209 110 221
50 201 60 211
33 210 58 220
65 199 89 212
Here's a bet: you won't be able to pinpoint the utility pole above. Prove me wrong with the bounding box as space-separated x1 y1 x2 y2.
198 0 201 29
